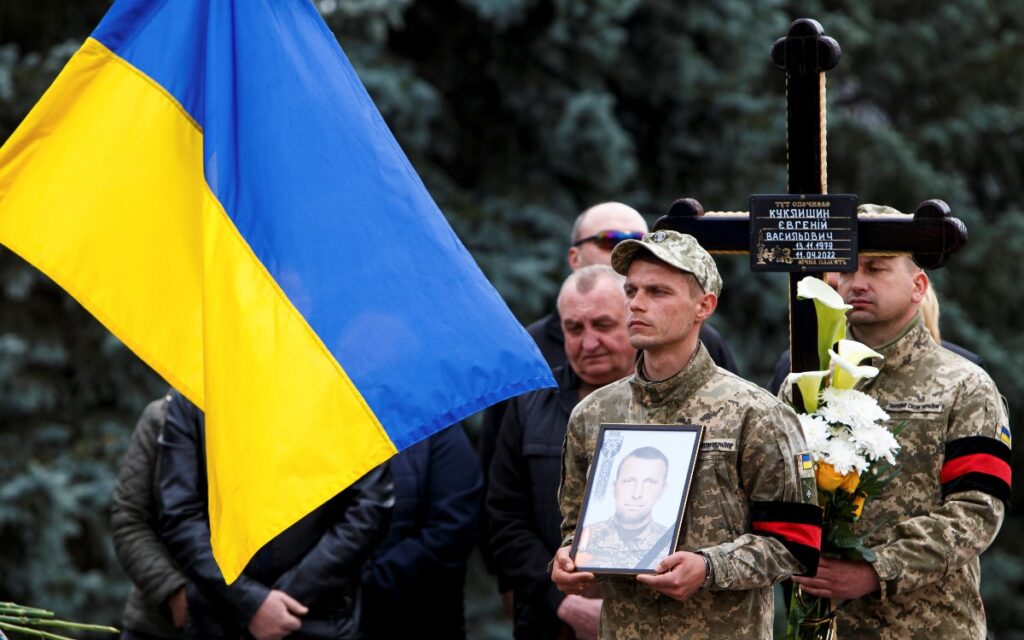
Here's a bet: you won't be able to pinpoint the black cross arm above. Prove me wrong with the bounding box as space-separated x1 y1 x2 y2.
653 198 967 269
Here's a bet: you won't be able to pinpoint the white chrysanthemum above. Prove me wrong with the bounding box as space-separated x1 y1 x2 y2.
818 387 890 430
798 413 831 458
821 433 868 475
849 422 900 465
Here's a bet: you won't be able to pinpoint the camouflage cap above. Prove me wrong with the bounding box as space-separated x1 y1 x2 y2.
611 230 722 296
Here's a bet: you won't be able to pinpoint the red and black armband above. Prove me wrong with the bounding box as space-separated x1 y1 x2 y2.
941 436 1012 506
750 501 822 575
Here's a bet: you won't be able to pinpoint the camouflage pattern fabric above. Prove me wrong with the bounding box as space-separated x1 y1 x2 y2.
839 317 1009 639
576 518 670 571
559 343 816 639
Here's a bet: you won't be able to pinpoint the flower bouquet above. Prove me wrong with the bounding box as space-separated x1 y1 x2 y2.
784 277 903 640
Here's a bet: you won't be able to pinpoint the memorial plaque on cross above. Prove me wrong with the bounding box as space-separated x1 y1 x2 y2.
652 18 968 385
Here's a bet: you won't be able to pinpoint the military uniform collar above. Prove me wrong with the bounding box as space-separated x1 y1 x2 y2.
860 312 933 371
629 341 716 406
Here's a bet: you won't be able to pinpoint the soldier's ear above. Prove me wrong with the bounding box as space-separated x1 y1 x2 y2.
910 271 929 304
695 292 717 322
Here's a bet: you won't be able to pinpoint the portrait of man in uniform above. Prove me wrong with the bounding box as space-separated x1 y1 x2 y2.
570 426 701 573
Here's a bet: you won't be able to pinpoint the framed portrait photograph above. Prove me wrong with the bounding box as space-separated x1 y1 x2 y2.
569 423 704 575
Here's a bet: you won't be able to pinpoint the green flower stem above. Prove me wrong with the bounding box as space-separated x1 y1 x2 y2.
0 616 118 633
0 620 77 640
786 586 835 640
0 605 54 618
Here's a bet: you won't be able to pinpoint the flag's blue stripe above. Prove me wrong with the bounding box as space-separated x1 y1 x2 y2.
92 0 553 448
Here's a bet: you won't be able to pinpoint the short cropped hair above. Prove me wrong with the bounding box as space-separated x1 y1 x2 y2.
616 446 669 481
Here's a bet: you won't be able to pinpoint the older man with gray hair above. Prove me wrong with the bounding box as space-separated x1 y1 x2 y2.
488 264 636 640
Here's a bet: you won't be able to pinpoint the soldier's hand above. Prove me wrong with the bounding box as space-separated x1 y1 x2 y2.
635 551 705 601
551 546 597 595
791 557 880 600
247 589 307 640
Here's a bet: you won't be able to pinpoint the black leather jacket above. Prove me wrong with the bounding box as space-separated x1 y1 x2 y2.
159 390 393 639
487 365 580 640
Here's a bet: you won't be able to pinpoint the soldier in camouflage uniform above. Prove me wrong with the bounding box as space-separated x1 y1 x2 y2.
576 448 672 571
551 230 822 639
792 249 1011 640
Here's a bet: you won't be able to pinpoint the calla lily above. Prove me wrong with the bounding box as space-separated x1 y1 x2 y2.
835 339 884 368
828 343 882 390
796 276 852 370
784 369 830 413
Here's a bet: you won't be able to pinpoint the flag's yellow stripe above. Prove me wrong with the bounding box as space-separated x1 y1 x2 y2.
200 132 397 583
0 38 397 582
0 39 206 404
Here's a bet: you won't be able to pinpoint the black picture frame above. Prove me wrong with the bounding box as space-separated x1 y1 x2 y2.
569 423 704 575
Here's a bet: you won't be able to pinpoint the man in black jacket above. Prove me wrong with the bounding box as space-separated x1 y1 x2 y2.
361 426 482 639
487 265 637 640
159 390 393 640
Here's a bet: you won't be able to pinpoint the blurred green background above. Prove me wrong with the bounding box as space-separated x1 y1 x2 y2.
1 0 1022 637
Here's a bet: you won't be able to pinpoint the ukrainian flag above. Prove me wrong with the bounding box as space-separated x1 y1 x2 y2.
0 0 554 582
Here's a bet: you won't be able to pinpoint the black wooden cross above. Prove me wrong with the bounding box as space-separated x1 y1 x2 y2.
652 18 968 379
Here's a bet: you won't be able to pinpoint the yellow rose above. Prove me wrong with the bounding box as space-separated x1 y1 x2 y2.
852 495 865 519
815 461 844 492
816 462 860 493
838 468 861 493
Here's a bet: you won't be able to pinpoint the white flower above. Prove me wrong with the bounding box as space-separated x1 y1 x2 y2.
818 387 890 430
835 339 884 366
849 422 900 465
796 276 851 310
785 369 830 413
798 413 832 458
796 276 852 372
828 348 881 390
821 433 868 475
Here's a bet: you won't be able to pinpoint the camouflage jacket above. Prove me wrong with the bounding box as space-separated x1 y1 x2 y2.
576 517 670 571
559 343 820 640
839 317 1010 639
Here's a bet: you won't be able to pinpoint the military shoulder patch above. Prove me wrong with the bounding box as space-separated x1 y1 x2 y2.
797 452 815 476
796 452 817 503
999 424 1012 447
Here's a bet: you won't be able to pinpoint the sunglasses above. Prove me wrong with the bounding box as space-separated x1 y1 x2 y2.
572 230 645 251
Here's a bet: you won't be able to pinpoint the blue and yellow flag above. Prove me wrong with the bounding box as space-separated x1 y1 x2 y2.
0 0 554 582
